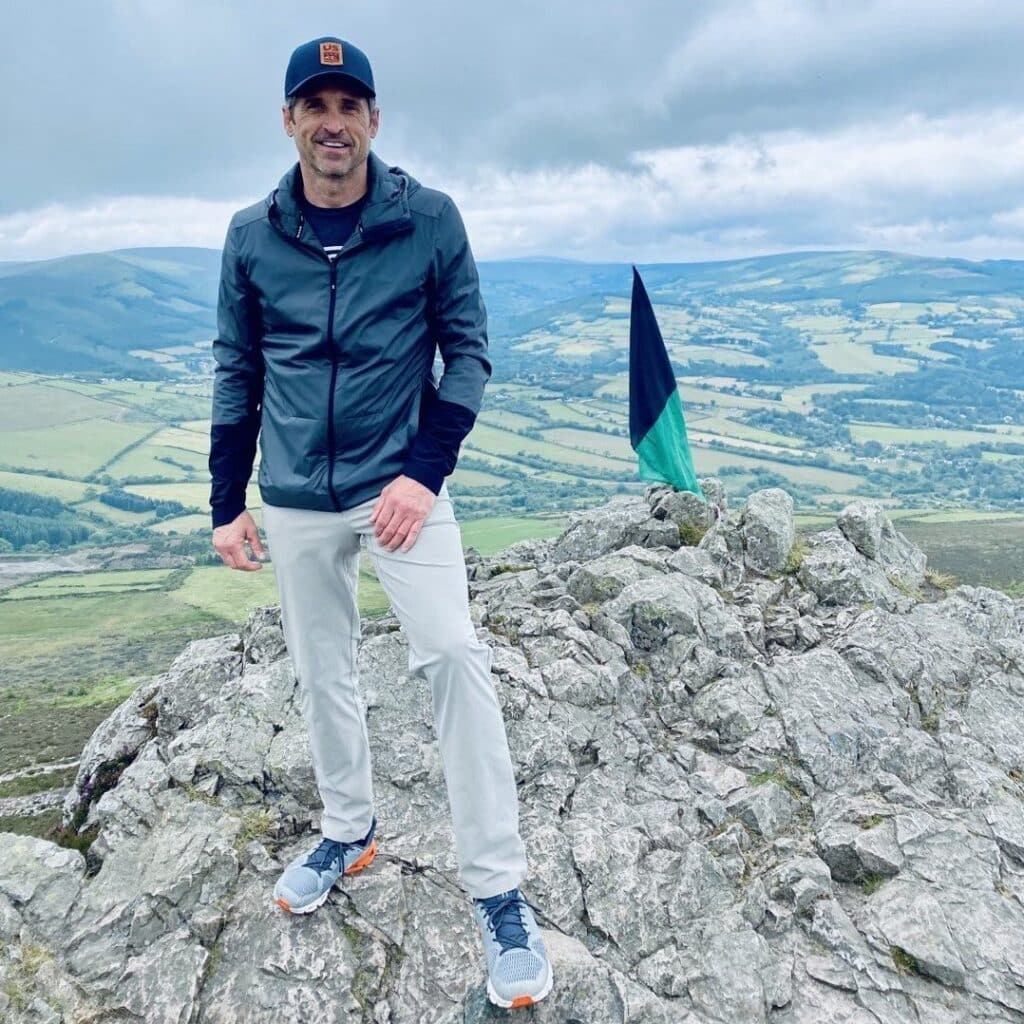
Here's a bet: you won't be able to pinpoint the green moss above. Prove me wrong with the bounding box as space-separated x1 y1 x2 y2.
678 523 707 548
784 536 808 574
748 764 804 799
858 813 886 830
862 873 887 895
890 945 919 974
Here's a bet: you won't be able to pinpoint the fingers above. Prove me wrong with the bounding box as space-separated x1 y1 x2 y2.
246 522 266 560
219 542 263 571
212 527 264 571
377 513 417 552
399 519 423 552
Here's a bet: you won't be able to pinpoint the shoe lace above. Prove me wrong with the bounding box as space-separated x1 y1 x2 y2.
478 890 533 952
302 820 374 874
303 837 345 873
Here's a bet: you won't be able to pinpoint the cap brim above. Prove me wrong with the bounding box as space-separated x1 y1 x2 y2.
286 71 375 99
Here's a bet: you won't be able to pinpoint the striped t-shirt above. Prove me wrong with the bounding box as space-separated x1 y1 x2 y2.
300 193 367 261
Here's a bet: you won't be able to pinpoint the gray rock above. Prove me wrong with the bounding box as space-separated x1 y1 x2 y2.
798 529 905 610
565 545 668 604
727 781 800 838
549 497 681 562
6 480 1024 1023
645 483 714 542
741 488 796 574
837 500 887 559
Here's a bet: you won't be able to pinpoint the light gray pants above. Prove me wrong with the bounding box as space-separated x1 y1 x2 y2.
261 483 527 899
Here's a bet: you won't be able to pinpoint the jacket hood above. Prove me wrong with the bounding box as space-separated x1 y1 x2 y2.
269 152 419 242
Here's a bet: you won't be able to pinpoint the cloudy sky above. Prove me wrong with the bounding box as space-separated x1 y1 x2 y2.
3 0 1024 263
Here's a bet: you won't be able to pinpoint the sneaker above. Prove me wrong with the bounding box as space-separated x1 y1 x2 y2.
473 888 553 1008
273 817 378 914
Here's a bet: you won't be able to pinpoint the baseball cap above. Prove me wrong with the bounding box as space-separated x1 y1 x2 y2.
284 37 376 99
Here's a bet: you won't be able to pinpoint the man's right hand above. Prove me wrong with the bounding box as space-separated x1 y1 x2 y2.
212 510 266 571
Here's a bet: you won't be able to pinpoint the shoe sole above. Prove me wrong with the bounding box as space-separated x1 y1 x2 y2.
274 839 378 915
486 962 554 1009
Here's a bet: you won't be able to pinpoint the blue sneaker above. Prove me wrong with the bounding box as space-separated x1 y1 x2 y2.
273 817 378 914
473 888 553 1008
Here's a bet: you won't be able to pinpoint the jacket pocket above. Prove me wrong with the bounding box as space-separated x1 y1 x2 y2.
259 415 323 488
332 408 390 465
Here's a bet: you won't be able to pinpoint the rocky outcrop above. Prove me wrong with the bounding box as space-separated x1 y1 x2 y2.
2 487 1024 1023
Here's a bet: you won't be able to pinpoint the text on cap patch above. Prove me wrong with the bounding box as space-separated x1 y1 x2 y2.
319 42 343 65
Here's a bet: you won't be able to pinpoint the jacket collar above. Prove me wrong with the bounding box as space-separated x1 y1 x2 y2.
269 152 415 244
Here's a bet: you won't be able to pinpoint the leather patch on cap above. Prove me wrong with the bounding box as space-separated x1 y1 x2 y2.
319 42 343 65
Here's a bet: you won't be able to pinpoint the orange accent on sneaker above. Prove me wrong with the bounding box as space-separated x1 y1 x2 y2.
510 996 534 1008
276 898 292 912
344 838 377 875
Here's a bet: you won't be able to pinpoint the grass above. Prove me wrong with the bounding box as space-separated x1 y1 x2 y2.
849 423 1022 448
233 808 275 851
123 480 262 512
466 422 635 470
897 517 1024 595
689 445 864 493
3 567 178 600
890 946 920 975
862 874 887 896
0 469 95 502
0 382 126 431
784 537 808 574
924 568 957 592
748 764 803 799
0 420 155 477
0 940 53 1012
0 764 78 799
104 443 210 481
459 514 566 555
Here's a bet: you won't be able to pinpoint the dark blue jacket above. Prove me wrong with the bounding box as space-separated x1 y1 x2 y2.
208 152 491 527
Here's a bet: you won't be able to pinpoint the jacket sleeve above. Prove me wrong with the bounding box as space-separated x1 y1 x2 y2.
402 196 492 494
209 223 264 528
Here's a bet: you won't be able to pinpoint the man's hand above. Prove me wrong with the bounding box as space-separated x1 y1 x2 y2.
212 509 266 571
370 476 435 552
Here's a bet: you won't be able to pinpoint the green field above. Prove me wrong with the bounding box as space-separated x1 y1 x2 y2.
0 421 156 476
849 423 1021 447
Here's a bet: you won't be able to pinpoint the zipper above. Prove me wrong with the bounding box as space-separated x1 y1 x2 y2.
287 210 356 514
325 260 341 512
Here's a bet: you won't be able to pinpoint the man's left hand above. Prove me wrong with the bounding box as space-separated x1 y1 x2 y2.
370 475 436 552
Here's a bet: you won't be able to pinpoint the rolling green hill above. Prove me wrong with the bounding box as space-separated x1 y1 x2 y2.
0 246 1021 534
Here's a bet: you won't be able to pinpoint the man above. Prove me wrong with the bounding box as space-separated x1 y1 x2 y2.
208 36 552 1009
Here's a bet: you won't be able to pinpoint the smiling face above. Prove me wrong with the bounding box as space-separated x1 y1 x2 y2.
282 83 380 198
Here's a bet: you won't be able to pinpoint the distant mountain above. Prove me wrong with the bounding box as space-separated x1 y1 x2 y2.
0 248 220 376
2 246 1023 377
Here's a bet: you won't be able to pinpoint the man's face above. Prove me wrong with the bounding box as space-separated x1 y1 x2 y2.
282 83 380 183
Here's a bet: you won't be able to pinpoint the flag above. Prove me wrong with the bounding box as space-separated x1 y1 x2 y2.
628 267 701 495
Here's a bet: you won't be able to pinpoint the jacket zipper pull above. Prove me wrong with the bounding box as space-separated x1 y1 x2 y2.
295 214 303 239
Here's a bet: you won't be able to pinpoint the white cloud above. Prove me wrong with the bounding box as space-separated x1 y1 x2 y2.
3 111 1024 264
0 197 244 262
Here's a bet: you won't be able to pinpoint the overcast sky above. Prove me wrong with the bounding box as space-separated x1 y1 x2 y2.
3 0 1024 263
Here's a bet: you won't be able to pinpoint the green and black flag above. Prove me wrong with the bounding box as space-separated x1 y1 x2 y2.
629 267 701 494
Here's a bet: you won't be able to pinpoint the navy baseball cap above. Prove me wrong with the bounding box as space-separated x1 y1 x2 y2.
284 37 375 99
